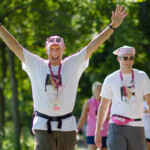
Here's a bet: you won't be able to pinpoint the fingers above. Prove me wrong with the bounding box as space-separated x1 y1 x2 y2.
123 12 128 19
114 5 128 18
121 8 128 18
115 5 127 15
95 140 102 148
112 11 115 15
115 4 120 13
95 135 102 148
121 8 127 15
118 5 124 13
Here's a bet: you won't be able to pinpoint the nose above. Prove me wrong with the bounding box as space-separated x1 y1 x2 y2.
52 49 59 55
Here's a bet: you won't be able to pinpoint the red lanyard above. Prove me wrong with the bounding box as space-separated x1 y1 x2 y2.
48 63 61 92
119 70 134 96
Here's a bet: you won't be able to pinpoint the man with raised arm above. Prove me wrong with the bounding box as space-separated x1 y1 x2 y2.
0 5 127 150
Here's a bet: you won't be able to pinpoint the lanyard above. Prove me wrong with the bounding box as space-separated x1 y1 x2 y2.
48 63 61 93
119 70 134 96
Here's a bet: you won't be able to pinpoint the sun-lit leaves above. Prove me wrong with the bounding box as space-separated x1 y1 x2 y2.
0 0 150 149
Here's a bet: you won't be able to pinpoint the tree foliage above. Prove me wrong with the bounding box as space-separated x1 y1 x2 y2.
0 0 150 149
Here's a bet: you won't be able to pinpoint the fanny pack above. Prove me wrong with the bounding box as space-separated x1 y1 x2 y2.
112 114 141 125
34 111 73 133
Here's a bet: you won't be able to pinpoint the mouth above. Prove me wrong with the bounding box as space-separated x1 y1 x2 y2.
52 56 59 61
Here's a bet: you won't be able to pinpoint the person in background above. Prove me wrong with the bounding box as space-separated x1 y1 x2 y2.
143 100 150 150
0 5 127 150
95 46 150 150
77 82 110 150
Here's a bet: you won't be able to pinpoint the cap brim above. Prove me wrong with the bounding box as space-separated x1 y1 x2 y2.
113 49 119 55
48 42 61 48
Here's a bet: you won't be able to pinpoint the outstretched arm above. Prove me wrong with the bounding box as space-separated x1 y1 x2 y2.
85 5 128 61
0 24 25 62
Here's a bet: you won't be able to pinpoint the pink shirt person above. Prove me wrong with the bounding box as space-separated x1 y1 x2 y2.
87 98 110 137
77 81 110 150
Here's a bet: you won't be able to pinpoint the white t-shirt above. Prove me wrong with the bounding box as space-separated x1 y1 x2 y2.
143 101 150 139
22 47 89 132
101 69 150 127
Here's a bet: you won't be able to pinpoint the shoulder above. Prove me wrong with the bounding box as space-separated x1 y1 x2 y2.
23 48 46 62
88 98 93 103
105 70 119 81
88 98 95 104
133 68 148 77
63 47 87 62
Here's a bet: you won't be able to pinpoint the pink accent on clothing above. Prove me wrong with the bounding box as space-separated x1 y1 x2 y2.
86 98 110 136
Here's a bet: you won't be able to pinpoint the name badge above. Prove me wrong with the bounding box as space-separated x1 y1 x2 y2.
52 97 61 111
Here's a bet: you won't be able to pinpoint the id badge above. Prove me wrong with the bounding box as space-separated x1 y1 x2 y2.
52 97 61 111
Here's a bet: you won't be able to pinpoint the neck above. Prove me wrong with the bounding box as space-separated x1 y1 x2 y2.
94 96 101 101
49 61 61 66
120 68 132 74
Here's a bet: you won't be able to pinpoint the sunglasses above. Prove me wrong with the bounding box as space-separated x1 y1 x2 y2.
120 56 134 61
48 38 62 43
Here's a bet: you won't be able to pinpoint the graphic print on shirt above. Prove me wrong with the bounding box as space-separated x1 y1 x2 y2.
45 74 63 95
120 85 135 102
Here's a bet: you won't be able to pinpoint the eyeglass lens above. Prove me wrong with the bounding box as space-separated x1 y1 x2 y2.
122 56 134 61
48 38 62 43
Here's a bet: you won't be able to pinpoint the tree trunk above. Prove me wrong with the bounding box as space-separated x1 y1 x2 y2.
7 49 21 150
0 46 7 149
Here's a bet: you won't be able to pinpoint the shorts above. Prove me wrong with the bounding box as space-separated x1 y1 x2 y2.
34 130 76 150
86 136 107 148
107 123 146 150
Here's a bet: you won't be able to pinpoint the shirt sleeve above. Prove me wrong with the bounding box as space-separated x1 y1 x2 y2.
22 48 44 78
64 46 89 79
100 76 112 100
143 72 150 96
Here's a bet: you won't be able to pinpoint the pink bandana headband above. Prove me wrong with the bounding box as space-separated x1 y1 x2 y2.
45 35 65 55
113 45 135 56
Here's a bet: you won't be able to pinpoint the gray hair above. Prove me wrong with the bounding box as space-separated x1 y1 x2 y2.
92 81 102 95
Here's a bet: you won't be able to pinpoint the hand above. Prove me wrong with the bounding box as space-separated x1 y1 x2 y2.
76 128 80 134
76 128 83 135
111 5 128 28
95 133 102 149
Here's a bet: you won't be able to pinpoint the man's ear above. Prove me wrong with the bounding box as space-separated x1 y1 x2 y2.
117 56 120 63
62 47 65 53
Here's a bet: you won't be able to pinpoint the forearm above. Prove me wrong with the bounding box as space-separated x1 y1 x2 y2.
88 23 115 52
85 22 117 60
85 5 127 60
0 24 24 62
95 103 109 134
77 117 86 129
0 25 20 51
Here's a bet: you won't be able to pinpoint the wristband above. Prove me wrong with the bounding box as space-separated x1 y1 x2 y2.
77 128 81 131
0 23 2 25
109 25 116 30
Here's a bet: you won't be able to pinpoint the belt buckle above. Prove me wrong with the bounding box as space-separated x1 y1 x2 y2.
51 117 57 121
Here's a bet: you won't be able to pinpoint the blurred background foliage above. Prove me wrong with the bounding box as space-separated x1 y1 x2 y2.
0 0 150 149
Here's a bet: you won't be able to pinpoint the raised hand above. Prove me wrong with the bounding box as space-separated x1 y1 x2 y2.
111 5 128 28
